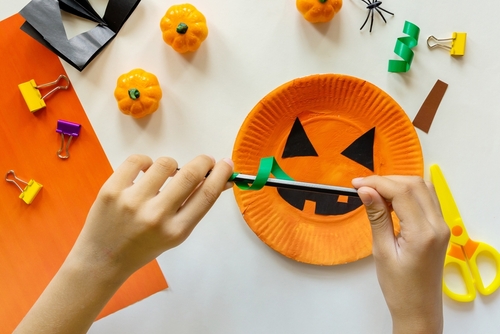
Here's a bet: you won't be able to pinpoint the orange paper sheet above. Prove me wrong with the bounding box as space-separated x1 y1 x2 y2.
0 14 167 333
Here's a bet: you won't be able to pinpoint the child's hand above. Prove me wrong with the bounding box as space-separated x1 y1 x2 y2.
71 154 234 281
15 154 234 334
352 176 450 334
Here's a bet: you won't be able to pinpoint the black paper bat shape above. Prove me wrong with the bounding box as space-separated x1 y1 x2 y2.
19 0 141 71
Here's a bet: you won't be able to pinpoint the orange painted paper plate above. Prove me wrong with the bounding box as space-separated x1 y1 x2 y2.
232 74 423 265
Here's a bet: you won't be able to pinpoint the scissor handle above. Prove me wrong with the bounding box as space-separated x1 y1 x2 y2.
467 242 500 296
443 253 476 302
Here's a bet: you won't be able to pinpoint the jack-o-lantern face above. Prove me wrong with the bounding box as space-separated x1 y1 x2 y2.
232 74 423 265
277 117 375 216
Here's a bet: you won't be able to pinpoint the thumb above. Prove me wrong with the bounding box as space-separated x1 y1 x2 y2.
357 186 395 254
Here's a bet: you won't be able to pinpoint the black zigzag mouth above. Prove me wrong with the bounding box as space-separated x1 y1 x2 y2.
277 187 363 215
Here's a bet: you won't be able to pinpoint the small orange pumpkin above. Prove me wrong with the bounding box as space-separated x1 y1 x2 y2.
296 0 342 23
160 4 208 53
114 69 162 119
232 74 423 265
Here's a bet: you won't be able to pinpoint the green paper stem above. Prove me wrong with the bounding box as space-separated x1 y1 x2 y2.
232 157 293 190
388 21 420 73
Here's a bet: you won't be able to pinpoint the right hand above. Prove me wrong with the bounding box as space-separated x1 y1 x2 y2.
352 176 450 334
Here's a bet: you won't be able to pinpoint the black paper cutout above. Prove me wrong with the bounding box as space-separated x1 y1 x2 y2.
277 118 368 216
341 127 375 171
277 188 363 215
282 118 318 158
19 0 141 71
58 0 104 24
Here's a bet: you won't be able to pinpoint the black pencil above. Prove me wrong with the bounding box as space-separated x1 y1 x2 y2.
231 173 360 197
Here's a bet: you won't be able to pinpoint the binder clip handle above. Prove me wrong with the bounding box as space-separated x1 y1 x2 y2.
427 35 453 50
5 170 27 193
37 75 70 101
57 133 73 159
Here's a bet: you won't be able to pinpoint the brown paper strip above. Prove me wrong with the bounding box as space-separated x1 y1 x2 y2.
413 79 449 133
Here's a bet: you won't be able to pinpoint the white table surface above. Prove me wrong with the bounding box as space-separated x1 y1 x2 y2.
2 0 500 333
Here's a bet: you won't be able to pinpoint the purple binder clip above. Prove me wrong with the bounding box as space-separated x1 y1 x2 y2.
56 120 81 159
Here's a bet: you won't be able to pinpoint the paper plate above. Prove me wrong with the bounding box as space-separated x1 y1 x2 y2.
232 74 423 265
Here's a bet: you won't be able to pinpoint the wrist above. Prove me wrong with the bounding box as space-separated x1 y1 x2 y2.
391 308 443 334
63 239 130 289
14 244 128 334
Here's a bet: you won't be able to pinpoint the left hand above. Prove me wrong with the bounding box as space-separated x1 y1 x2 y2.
14 154 234 334
71 154 234 281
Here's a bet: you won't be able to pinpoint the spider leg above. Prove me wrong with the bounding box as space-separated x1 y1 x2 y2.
375 8 387 23
378 7 394 16
360 9 372 30
369 9 374 32
361 0 371 6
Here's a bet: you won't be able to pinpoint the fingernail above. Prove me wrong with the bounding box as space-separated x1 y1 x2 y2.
357 189 373 206
222 158 234 168
351 177 364 187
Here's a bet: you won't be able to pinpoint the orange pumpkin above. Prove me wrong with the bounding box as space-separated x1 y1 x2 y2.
160 4 208 53
114 69 162 119
296 0 342 23
232 74 423 265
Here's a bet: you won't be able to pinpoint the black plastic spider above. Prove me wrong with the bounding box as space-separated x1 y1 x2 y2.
360 0 394 33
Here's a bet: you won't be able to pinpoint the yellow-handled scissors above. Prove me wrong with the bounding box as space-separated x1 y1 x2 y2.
430 164 500 302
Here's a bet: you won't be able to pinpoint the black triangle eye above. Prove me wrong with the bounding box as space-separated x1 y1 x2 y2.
341 127 375 171
282 118 318 158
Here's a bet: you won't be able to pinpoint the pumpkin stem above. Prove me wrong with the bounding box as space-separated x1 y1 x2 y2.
128 88 140 100
319 0 327 3
176 22 189 34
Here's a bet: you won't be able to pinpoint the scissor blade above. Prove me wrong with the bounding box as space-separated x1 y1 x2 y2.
430 164 464 230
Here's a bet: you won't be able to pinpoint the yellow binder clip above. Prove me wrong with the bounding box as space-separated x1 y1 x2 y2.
427 32 467 56
5 170 43 204
18 74 70 113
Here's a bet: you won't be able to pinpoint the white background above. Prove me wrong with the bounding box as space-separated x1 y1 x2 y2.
2 0 500 333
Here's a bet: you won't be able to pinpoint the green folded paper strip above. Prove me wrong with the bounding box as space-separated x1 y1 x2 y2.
231 157 293 190
388 21 420 73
